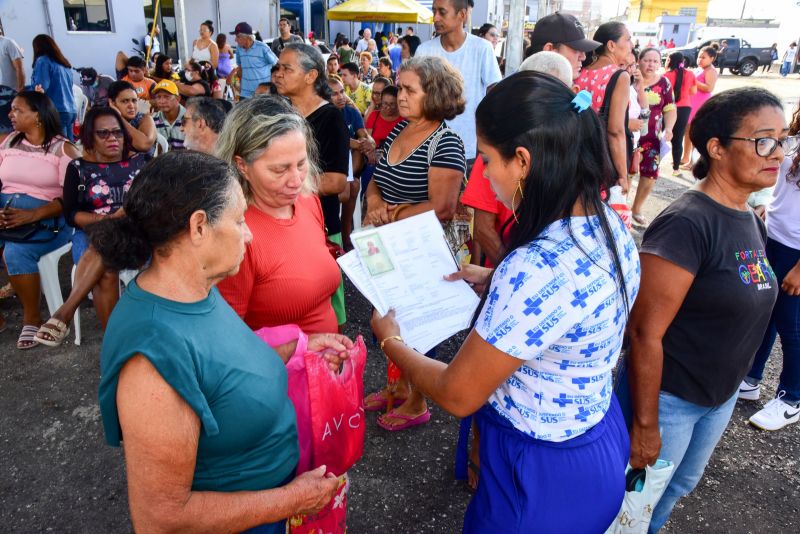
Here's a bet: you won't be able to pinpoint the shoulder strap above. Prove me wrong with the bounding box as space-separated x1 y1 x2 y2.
427 124 468 186
598 69 624 124
427 124 451 167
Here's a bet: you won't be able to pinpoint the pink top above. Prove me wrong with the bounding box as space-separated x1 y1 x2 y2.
689 68 712 111
0 135 72 201
574 64 621 113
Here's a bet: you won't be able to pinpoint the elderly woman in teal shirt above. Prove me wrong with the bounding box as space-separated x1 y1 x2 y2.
92 151 350 533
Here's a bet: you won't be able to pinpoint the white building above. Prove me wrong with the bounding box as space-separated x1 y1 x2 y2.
1 0 280 84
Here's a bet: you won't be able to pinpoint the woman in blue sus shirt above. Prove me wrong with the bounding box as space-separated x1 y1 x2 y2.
372 71 641 533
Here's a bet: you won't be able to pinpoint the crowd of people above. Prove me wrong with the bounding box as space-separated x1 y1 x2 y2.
1 2 798 532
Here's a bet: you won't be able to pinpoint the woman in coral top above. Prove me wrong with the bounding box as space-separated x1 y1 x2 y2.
215 96 341 334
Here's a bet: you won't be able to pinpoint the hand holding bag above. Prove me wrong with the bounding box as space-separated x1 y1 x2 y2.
605 460 675 534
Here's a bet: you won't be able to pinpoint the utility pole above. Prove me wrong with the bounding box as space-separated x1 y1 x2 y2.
505 0 526 74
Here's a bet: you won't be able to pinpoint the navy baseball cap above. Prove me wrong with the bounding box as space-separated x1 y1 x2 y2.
230 22 253 35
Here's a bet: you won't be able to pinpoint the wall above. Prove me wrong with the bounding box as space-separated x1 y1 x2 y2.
1 0 146 83
630 0 709 24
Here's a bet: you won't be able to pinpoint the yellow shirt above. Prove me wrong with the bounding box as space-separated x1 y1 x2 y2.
345 82 372 115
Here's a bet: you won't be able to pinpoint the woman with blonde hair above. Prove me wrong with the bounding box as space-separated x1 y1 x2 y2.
358 51 378 84
215 95 344 336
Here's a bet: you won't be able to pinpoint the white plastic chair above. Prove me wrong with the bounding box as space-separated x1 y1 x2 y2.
119 269 138 289
72 84 88 125
155 133 168 156
37 243 82 345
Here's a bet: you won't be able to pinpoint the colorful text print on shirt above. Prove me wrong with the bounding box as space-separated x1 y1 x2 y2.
736 248 776 290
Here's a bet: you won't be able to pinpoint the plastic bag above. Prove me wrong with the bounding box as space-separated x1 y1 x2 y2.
253 326 367 476
289 474 349 534
302 336 367 476
608 185 632 230
605 460 674 534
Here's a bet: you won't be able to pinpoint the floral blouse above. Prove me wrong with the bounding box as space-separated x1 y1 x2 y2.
61 153 149 227
642 76 676 139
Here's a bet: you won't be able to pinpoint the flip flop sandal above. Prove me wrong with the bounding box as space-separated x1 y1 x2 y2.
17 325 41 350
0 282 15 299
376 409 431 431
364 391 407 412
631 213 648 226
35 318 70 347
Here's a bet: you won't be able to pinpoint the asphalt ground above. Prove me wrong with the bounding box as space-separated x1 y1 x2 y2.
1 73 799 533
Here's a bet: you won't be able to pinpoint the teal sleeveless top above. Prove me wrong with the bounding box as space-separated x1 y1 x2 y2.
99 279 299 493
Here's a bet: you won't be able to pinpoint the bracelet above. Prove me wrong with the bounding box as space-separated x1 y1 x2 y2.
380 335 404 352
390 204 409 223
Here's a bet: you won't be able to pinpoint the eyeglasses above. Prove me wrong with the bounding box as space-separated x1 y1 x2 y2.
95 129 124 140
725 135 800 157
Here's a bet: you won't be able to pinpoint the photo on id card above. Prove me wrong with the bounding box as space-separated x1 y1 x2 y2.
354 233 394 276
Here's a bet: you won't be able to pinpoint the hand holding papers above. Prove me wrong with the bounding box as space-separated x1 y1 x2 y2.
338 211 481 353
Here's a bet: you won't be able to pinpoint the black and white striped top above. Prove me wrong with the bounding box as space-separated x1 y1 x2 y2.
372 120 466 204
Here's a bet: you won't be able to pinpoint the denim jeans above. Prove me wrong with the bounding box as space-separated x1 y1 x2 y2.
58 111 76 141
746 238 800 403
0 192 73 275
648 391 738 533
781 61 792 77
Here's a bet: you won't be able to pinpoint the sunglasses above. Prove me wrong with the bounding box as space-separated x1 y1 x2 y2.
95 129 124 140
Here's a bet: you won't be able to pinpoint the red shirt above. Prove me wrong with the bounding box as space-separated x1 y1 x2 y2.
217 194 340 334
365 111 403 148
663 69 696 108
460 158 514 267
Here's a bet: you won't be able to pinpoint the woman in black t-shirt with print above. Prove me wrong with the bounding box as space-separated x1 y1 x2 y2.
35 107 149 346
624 87 786 531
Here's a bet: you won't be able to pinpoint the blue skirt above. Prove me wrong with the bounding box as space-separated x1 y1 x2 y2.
463 396 629 534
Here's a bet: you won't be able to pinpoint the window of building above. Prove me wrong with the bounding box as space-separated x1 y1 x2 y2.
679 7 698 17
63 0 111 32
672 24 680 33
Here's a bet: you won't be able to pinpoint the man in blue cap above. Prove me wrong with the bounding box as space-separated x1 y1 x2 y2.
230 22 278 99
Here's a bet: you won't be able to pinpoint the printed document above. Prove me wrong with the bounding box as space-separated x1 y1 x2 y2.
338 211 480 353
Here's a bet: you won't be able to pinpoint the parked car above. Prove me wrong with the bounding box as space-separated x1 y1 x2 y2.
663 38 773 76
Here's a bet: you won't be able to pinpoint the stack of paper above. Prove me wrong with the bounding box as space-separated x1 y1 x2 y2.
338 211 481 353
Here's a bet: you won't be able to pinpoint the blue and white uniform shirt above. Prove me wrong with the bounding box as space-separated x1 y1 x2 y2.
476 207 641 442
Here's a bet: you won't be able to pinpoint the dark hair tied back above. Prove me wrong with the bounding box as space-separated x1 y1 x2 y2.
474 71 629 322
586 22 627 65
10 91 63 153
668 51 685 100
689 87 783 179
87 151 238 271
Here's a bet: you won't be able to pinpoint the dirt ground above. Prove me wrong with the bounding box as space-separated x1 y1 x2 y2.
2 74 799 532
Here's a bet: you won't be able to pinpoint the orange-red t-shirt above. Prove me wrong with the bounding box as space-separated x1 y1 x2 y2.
663 69 696 108
217 194 341 334
460 158 514 267
122 75 157 100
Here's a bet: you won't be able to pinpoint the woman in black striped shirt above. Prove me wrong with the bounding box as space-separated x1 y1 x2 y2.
363 55 467 431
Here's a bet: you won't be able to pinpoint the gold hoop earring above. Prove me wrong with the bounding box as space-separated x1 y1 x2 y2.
511 180 524 224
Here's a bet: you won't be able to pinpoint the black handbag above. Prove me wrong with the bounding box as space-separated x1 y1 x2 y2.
0 219 62 243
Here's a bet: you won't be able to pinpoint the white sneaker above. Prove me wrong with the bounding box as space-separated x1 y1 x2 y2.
749 392 800 431
738 380 761 401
